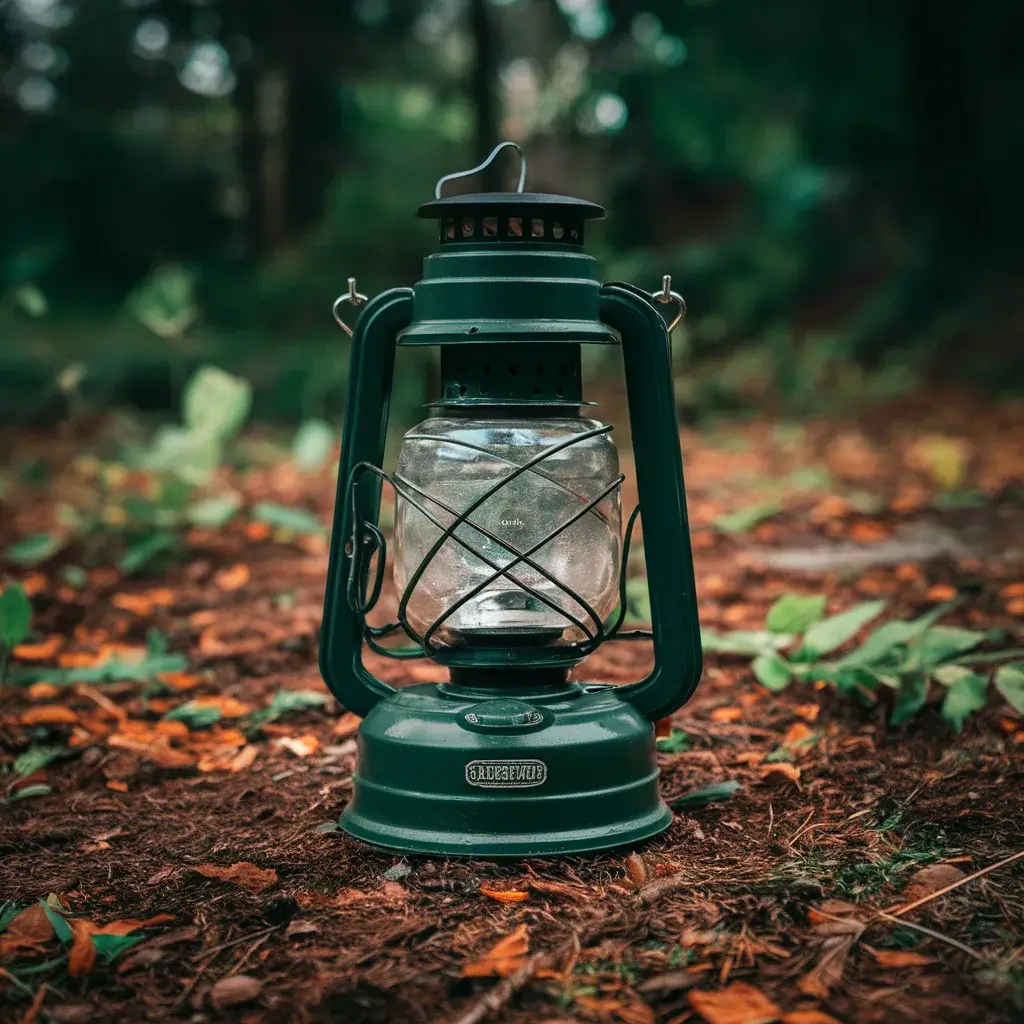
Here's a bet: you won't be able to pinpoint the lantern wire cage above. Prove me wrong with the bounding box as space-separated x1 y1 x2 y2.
343 423 653 661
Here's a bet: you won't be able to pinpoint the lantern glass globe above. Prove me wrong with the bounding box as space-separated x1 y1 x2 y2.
394 415 622 647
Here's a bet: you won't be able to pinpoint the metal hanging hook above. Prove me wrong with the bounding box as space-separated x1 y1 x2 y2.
653 274 686 334
331 276 368 337
434 141 527 199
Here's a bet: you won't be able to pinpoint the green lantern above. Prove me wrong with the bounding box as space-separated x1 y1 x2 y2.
320 143 701 857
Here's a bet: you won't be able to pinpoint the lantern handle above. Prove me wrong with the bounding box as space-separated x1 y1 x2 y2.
653 275 686 334
332 277 369 337
434 141 527 199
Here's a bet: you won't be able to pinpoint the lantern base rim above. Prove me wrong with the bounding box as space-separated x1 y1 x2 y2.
336 682 672 858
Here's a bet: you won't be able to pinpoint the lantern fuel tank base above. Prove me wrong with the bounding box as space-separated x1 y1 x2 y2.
338 682 673 857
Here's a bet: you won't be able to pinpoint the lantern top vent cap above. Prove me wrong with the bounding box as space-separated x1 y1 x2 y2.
417 191 605 220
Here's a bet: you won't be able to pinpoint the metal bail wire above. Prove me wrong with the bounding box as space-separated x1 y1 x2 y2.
434 141 527 199
332 277 368 337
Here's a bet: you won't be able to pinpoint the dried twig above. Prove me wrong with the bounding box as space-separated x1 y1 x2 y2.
885 849 1024 918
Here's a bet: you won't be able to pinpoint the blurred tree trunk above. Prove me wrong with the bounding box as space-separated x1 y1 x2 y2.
470 0 499 190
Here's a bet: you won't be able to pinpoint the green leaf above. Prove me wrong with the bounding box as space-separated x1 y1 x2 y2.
9 784 53 802
701 629 789 657
800 600 886 659
0 583 32 649
890 675 930 726
625 576 651 625
994 663 1024 715
126 264 198 339
915 626 985 667
0 902 22 931
840 600 959 668
752 654 793 692
40 901 73 944
765 593 825 635
713 500 781 535
292 419 336 471
251 502 326 535
183 365 252 441
93 932 147 962
940 671 988 733
9 650 187 688
11 283 47 317
669 780 740 809
14 745 64 777
163 702 221 729
656 730 691 753
185 493 242 529
118 530 177 575
4 532 66 566
247 688 329 727
146 426 223 484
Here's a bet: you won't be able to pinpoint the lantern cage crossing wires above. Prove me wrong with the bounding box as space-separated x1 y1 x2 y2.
342 423 652 661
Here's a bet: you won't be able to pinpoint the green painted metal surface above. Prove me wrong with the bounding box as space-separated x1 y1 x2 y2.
319 171 701 856
340 682 672 857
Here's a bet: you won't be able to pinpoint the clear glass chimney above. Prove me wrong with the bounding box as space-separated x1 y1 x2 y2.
394 415 622 649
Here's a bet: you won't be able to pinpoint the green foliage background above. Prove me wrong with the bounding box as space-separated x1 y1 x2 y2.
0 0 1021 424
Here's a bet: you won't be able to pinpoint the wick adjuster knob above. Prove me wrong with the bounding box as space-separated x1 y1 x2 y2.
332 277 369 337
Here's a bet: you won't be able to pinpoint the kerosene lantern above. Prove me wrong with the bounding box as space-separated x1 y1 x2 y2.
320 143 701 856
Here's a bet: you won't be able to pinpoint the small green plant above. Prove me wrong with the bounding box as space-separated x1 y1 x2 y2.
0 583 32 684
656 729 691 753
704 594 1024 731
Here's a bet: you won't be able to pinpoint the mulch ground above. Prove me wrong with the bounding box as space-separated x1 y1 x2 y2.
1 389 1023 1024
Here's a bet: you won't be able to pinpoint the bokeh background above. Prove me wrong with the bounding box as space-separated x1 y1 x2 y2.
1 0 1022 430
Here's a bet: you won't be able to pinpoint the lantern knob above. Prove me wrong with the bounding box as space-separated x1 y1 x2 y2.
434 140 527 199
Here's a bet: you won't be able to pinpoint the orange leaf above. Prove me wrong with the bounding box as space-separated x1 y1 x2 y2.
156 671 202 691
21 705 78 726
13 635 63 661
111 594 155 617
333 712 361 738
688 982 782 1024
999 581 1024 599
780 722 820 758
274 733 320 757
616 1004 656 1024
20 573 48 597
230 745 259 771
711 707 743 723
106 780 129 793
462 923 530 977
94 913 174 936
214 563 251 591
759 763 801 788
924 583 957 603
849 521 889 544
67 919 97 977
187 695 254 718
793 704 820 723
870 949 936 968
781 1013 843 1024
193 861 278 893
26 682 60 701
480 888 529 903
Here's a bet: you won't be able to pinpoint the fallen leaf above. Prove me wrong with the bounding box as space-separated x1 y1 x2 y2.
0 904 54 962
480 888 529 903
274 733 320 757
637 970 704 994
711 707 743 723
623 853 648 888
793 704 820 722
900 863 966 905
462 923 530 978
870 949 936 968
333 712 361 738
193 861 278 893
924 583 957 603
781 1013 843 1024
230 744 259 771
106 780 129 793
689 981 782 1024
67 919 97 977
214 563 251 591
13 635 63 661
759 763 801 788
21 705 79 726
285 919 319 939
176 694 254 719
157 671 202 691
26 682 60 701
616 1003 656 1024
209 974 262 1011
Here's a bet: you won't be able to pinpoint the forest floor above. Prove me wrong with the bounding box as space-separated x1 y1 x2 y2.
1 389 1023 1024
